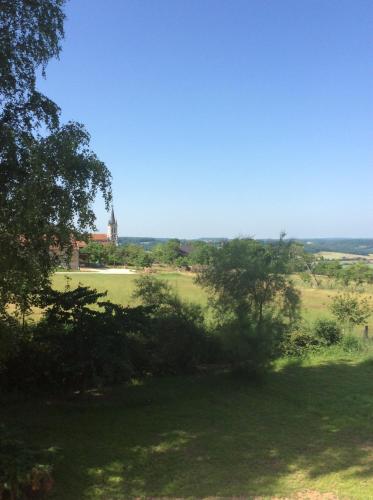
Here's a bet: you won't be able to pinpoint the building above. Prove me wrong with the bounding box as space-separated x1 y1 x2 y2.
107 208 118 245
55 207 119 269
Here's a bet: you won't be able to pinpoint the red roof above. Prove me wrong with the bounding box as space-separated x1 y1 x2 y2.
90 233 108 242
75 233 109 248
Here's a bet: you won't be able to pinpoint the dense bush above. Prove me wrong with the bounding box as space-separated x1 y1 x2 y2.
282 325 321 357
218 315 287 376
1 279 211 392
282 319 342 357
131 276 207 375
1 286 151 392
313 318 342 346
330 293 371 333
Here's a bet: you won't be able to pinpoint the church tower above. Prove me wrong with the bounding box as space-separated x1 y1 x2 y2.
107 207 118 245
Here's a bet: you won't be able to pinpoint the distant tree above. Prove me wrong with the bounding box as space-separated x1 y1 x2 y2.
291 245 320 287
342 263 373 287
80 242 108 265
0 1 111 313
330 293 371 333
121 244 154 268
187 241 213 266
313 259 343 279
153 239 182 265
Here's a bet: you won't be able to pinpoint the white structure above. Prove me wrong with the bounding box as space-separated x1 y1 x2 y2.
107 207 118 245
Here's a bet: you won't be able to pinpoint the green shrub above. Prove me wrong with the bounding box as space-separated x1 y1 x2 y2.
282 325 321 357
1 287 146 392
313 318 342 346
340 334 363 353
131 276 207 375
219 317 281 376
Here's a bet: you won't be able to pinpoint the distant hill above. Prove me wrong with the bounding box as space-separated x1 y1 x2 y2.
118 237 373 256
117 236 228 249
293 239 373 256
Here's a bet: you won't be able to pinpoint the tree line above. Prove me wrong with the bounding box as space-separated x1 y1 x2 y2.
80 238 215 268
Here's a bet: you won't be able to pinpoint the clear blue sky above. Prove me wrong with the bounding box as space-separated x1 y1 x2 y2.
38 0 372 238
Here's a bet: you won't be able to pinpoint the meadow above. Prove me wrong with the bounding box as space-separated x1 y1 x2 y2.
52 271 373 334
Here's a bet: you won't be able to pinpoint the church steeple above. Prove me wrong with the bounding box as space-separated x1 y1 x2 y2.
107 207 118 245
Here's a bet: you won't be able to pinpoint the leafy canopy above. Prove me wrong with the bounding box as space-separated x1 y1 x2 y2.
197 237 300 325
0 0 112 312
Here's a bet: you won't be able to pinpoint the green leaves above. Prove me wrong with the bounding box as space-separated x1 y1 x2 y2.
0 3 112 313
197 238 300 324
330 293 371 332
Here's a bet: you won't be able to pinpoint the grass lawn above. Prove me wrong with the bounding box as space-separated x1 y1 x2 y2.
3 351 373 499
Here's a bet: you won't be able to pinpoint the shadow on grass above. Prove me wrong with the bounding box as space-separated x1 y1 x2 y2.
3 357 373 499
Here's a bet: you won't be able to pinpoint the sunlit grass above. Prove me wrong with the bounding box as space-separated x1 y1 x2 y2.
52 271 373 334
3 352 373 499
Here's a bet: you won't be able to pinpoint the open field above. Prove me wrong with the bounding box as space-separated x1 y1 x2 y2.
52 272 373 334
2 351 373 499
316 251 373 261
52 272 208 307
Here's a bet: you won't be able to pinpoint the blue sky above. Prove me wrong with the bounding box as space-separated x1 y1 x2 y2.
38 0 372 238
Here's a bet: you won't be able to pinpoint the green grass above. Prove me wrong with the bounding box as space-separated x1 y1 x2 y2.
3 351 373 499
52 272 208 307
52 271 373 334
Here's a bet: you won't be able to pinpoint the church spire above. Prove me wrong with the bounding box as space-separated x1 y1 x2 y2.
107 206 118 245
109 207 116 225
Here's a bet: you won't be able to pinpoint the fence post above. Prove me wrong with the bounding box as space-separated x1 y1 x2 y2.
363 325 369 339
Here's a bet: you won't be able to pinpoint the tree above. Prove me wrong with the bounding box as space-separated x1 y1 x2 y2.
187 241 213 266
342 263 373 287
153 239 182 265
122 244 153 268
329 293 371 333
291 244 320 287
80 242 108 265
0 1 112 313
197 238 300 374
198 238 300 326
0 0 65 131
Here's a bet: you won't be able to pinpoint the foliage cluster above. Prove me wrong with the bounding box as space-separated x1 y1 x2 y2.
315 261 373 286
330 292 371 332
0 0 111 317
80 239 215 269
296 253 373 288
282 319 342 357
0 278 207 392
80 242 154 268
196 237 301 375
